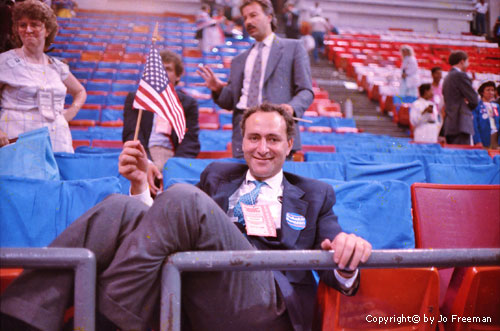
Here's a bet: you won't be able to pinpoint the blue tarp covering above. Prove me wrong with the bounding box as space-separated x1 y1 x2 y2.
55 152 130 194
0 127 60 180
163 158 245 183
0 176 121 247
321 179 414 249
163 159 346 184
426 163 500 184
346 159 426 186
199 130 232 151
283 161 345 180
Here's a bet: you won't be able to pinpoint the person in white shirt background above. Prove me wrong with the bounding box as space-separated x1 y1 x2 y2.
410 83 443 143
474 0 488 36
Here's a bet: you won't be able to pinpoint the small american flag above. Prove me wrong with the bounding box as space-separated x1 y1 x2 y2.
133 46 185 141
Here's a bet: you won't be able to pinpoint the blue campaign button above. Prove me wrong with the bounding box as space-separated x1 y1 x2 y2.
286 212 306 230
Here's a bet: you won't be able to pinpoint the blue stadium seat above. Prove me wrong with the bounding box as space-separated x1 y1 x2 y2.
163 158 245 184
72 109 100 122
111 81 138 92
321 179 415 249
106 93 127 107
426 163 500 184
283 161 345 180
86 81 111 92
0 176 121 247
345 159 426 186
101 108 124 122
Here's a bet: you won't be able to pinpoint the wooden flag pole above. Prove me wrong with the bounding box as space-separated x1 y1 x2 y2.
133 109 143 141
133 22 160 141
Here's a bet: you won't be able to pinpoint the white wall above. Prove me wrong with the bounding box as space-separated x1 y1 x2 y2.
300 0 475 34
76 0 200 15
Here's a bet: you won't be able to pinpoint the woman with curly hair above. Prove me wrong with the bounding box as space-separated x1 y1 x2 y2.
0 0 86 152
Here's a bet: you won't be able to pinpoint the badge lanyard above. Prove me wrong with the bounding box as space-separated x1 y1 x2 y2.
22 47 55 120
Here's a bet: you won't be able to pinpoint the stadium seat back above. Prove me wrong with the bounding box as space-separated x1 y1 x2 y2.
444 266 500 330
411 183 500 307
411 183 500 249
0 176 121 247
322 179 414 249
315 268 439 330
426 163 500 185
346 160 426 186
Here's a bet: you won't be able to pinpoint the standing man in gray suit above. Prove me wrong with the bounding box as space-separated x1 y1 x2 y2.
442 51 479 145
197 0 314 158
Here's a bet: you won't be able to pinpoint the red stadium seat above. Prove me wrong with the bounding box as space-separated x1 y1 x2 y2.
315 268 440 331
72 139 91 149
197 151 232 159
443 266 500 330
301 145 336 153
91 140 123 149
68 119 97 127
0 268 23 294
411 183 500 311
198 113 219 130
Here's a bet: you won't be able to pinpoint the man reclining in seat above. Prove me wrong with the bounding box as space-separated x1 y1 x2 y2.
0 103 372 331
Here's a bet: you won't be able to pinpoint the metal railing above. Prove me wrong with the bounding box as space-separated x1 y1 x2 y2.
0 247 96 331
160 248 500 331
2 247 499 331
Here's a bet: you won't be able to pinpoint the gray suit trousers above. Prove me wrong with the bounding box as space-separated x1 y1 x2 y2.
1 184 291 331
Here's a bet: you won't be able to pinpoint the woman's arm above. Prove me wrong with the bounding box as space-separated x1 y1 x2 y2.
62 72 86 121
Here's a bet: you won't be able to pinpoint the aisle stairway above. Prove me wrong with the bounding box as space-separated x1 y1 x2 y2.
310 56 410 138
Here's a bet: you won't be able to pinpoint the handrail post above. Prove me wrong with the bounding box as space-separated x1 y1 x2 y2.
0 247 96 331
160 263 182 331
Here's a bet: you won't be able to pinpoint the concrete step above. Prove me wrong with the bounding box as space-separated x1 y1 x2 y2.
310 56 410 139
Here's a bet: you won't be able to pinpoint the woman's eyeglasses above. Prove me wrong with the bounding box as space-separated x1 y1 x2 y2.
18 21 44 31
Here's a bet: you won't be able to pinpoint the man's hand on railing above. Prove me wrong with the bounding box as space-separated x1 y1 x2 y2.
321 232 372 277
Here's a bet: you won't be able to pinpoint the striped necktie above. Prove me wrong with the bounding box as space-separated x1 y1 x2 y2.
247 42 264 108
233 180 267 229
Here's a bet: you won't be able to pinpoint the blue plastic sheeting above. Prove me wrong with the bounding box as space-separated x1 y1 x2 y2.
0 176 121 247
426 163 500 184
164 178 199 189
321 179 415 249
300 117 357 129
0 127 60 180
75 146 122 154
163 158 245 184
431 153 492 165
55 152 120 180
345 160 426 186
55 152 130 194
283 161 345 180
162 158 344 184
494 155 500 166
199 130 232 151
440 148 489 157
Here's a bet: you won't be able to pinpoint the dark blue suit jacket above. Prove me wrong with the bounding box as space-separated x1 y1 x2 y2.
196 162 359 330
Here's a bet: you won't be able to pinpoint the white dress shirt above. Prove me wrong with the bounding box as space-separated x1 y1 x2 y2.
236 33 275 110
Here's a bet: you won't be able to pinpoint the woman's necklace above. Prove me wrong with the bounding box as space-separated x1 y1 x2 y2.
21 46 48 90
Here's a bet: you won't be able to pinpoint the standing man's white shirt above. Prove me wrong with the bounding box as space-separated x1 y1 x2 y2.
474 2 488 14
236 33 275 110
